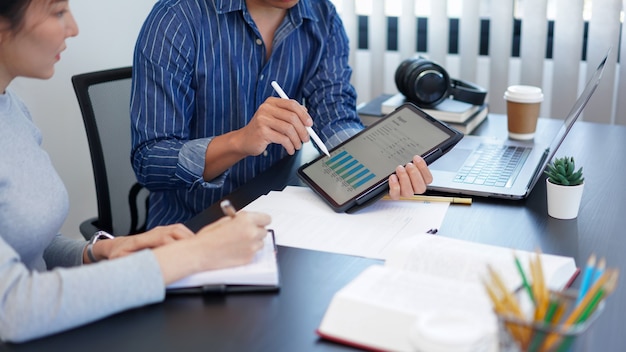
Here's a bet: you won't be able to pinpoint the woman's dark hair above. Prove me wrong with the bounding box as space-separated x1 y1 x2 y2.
0 0 34 33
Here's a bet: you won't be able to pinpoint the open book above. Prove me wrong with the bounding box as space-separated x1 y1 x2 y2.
317 234 578 351
166 230 279 294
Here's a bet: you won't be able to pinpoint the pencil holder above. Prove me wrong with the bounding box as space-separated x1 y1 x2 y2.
496 290 605 352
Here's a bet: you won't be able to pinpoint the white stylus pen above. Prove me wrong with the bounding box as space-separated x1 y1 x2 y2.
270 81 330 157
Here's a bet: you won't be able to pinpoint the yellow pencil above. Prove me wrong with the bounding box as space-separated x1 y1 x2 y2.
483 279 527 344
529 255 542 317
534 250 549 321
381 194 472 205
486 265 526 319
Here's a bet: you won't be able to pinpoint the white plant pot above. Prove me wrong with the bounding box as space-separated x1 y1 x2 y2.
546 179 584 219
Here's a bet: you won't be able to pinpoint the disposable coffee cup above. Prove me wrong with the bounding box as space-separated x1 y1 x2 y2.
504 85 543 140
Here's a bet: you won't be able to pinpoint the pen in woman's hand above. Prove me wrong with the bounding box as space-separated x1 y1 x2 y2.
220 200 237 218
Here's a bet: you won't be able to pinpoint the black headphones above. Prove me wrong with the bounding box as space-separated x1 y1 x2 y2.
394 57 487 109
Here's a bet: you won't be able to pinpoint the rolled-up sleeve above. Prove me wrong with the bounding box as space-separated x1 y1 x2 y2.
177 138 229 188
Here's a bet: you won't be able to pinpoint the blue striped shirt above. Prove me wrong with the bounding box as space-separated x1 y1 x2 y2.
131 0 363 228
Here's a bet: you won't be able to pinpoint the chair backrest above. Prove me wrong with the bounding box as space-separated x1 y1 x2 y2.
71 67 148 236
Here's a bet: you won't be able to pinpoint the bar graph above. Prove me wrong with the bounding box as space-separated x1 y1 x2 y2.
325 151 376 189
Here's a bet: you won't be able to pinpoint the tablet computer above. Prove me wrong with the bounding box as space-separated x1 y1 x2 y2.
297 103 463 213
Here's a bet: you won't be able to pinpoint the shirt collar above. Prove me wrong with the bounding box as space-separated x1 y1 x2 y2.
215 0 318 24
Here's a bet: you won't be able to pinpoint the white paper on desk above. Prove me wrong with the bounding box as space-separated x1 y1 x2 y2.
242 186 449 260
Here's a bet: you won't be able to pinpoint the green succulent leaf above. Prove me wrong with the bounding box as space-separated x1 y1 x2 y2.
544 156 584 186
566 158 575 175
556 173 570 185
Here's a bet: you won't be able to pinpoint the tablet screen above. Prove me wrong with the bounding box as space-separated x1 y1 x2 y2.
298 103 462 211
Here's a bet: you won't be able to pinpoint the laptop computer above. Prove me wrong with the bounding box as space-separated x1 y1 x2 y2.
427 49 609 199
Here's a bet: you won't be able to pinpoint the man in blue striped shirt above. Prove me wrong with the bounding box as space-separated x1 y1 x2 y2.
131 0 433 229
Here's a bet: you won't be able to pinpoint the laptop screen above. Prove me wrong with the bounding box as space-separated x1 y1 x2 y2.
527 49 609 191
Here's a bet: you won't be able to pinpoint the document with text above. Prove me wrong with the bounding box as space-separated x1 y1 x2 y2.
242 186 449 260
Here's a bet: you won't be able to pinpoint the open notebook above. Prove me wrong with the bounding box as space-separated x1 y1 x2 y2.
427 49 609 199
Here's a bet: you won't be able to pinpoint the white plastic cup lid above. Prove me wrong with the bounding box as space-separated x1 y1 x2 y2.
409 310 492 352
504 85 544 103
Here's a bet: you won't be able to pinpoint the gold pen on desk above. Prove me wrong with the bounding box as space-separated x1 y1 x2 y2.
220 199 237 218
382 195 472 205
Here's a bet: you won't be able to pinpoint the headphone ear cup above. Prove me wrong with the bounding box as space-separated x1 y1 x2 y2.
394 58 451 109
394 59 415 100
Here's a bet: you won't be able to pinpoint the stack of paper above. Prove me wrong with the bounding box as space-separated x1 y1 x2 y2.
242 186 450 260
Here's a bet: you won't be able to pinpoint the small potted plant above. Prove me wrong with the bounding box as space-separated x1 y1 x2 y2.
544 156 585 219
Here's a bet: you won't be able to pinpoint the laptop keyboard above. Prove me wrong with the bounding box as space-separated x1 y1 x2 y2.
453 144 531 188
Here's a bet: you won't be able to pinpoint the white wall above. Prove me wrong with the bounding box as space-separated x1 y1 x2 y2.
9 0 157 239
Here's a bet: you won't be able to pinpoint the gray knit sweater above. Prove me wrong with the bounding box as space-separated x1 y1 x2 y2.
0 89 165 343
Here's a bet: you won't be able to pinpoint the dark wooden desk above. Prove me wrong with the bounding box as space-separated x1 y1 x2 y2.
3 115 625 352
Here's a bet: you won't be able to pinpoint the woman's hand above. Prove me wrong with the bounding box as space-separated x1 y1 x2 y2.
153 211 272 285
192 211 272 269
91 224 195 262
387 155 433 199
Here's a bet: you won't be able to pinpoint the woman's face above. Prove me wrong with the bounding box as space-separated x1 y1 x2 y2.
0 0 78 84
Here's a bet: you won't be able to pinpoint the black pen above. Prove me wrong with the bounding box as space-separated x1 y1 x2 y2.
220 199 237 218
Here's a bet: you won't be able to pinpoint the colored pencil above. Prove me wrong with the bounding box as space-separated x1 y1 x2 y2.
576 254 596 304
542 270 611 351
513 252 535 304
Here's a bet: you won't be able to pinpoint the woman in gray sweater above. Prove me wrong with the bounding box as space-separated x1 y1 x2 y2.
0 0 271 342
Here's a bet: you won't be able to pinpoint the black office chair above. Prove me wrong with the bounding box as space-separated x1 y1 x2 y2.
72 67 148 239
